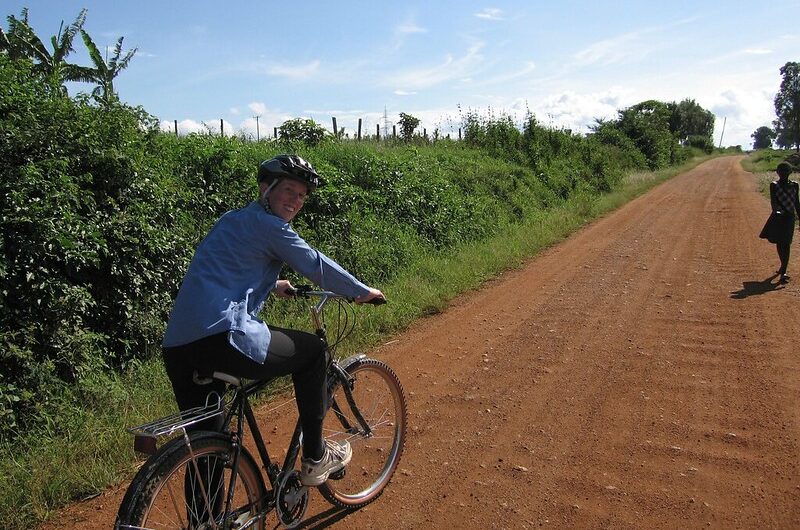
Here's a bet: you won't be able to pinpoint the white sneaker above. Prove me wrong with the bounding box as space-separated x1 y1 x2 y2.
300 440 352 486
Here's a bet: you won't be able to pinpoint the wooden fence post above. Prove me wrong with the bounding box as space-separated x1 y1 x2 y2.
174 120 178 136
392 125 396 138
220 119 224 137
274 127 278 139
332 117 338 136
458 128 462 140
357 118 362 140
376 124 380 140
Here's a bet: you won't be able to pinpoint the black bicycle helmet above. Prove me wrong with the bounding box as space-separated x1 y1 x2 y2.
257 154 322 191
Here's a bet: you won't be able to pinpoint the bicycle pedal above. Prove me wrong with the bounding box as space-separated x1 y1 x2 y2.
329 468 346 480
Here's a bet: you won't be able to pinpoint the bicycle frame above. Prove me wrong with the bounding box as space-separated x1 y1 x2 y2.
126 289 376 528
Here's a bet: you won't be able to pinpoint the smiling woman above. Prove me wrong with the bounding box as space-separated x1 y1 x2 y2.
160 152 385 488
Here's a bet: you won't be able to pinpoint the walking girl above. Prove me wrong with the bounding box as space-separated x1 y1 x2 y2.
764 162 800 283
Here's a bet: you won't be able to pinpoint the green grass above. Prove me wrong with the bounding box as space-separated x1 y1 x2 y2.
741 148 797 197
0 155 713 530
741 148 794 174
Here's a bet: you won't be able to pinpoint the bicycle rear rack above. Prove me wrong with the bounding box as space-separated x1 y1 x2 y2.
128 392 225 454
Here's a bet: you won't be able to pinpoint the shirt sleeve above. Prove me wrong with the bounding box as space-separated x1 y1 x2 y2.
264 220 370 298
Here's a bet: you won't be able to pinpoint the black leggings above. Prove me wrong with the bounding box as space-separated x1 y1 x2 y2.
163 327 327 460
777 241 791 275
774 215 795 275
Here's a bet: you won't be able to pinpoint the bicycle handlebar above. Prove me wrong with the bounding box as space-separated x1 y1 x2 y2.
287 285 387 305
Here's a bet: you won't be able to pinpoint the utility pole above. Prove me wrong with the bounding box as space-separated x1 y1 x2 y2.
382 106 390 138
718 117 727 148
253 115 261 141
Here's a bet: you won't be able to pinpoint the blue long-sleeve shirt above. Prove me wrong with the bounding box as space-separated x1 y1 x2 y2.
162 201 370 363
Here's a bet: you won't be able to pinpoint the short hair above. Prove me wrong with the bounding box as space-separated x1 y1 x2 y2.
777 161 793 176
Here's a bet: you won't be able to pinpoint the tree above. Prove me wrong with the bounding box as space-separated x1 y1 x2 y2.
751 126 776 150
1 8 88 89
398 112 420 141
80 30 137 104
0 9 33 60
278 118 328 146
773 61 800 152
668 98 715 146
616 100 676 169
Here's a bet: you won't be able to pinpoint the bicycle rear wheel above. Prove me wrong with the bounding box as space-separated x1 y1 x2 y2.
116 433 267 530
319 357 407 508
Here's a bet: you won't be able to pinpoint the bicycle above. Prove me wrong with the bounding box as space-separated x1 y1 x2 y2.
115 286 407 529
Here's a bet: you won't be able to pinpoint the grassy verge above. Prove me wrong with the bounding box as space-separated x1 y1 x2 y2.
0 155 713 530
741 148 796 197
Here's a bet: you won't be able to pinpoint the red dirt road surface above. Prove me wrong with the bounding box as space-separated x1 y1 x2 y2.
41 156 800 529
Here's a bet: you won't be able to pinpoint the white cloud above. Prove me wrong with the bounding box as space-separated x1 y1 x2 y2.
475 8 504 20
266 60 321 80
394 90 418 96
573 30 653 66
159 118 235 136
237 109 296 139
248 102 267 115
470 61 536 88
230 107 240 115
396 22 426 34
743 48 773 55
385 42 485 91
704 88 776 148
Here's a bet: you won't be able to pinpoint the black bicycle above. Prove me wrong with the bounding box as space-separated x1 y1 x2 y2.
115 286 407 529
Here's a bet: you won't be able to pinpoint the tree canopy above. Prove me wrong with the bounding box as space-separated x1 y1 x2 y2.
0 7 136 103
398 112 420 141
773 61 800 151
751 126 776 150
669 98 715 145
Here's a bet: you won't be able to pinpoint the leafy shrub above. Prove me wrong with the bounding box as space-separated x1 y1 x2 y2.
685 134 714 153
0 56 186 435
0 52 698 442
278 118 329 146
398 112 420 141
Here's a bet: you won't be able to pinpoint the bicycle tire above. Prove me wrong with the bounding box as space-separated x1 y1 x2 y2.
319 357 407 508
115 432 267 530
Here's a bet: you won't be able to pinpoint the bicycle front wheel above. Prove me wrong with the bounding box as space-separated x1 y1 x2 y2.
116 433 267 530
319 357 407 508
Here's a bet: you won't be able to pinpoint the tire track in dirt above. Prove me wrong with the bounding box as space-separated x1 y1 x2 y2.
39 157 800 529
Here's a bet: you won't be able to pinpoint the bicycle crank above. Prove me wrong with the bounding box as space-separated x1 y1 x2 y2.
276 470 309 529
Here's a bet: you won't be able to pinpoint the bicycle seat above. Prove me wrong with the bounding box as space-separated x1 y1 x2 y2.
193 370 242 387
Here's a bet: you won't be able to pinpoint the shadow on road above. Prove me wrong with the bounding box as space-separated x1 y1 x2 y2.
730 273 785 299
299 506 355 529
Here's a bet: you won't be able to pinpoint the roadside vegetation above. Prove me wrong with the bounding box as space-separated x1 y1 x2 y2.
0 7 733 529
742 148 800 197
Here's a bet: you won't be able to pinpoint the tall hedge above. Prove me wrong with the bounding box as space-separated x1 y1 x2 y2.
0 54 653 439
0 56 191 434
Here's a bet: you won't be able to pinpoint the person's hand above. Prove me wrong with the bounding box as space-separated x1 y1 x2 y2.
274 279 295 298
355 288 386 304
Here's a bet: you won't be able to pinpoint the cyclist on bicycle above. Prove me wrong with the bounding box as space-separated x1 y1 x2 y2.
162 154 385 486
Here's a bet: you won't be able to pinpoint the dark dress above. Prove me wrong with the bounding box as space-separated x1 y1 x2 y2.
767 179 800 276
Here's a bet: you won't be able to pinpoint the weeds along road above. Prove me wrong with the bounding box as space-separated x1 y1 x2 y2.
42 156 800 529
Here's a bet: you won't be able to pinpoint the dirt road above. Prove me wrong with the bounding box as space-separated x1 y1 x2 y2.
43 157 800 529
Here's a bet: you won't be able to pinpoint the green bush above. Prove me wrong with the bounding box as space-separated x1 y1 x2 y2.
0 51 696 443
685 134 714 153
277 118 329 146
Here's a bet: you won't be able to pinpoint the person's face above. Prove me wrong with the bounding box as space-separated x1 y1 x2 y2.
266 179 308 222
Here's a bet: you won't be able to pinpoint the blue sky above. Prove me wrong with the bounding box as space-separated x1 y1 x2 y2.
6 1 799 148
